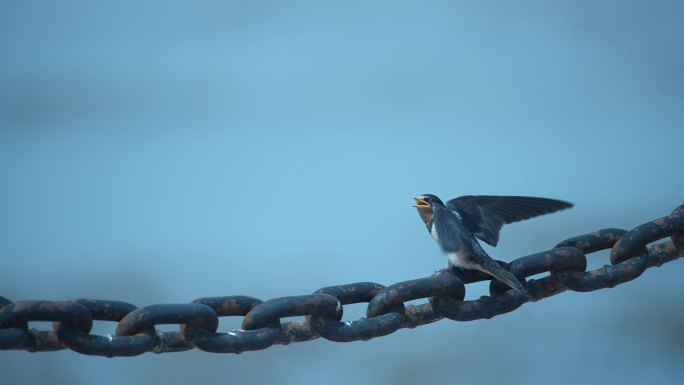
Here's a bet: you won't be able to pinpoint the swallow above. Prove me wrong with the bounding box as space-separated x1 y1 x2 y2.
414 194 573 299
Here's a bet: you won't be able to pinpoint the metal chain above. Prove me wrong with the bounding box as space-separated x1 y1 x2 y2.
1 204 683 356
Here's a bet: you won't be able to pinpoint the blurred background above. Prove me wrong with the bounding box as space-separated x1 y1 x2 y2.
1 1 683 384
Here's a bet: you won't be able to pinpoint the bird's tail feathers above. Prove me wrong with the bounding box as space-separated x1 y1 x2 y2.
479 259 535 301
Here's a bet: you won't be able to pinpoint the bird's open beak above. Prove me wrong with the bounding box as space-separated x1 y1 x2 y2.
414 198 429 208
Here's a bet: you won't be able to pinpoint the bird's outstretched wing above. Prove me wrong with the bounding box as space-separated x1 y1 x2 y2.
446 195 573 247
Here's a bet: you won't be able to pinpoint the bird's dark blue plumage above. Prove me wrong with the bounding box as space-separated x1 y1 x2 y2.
415 194 573 300
446 195 573 247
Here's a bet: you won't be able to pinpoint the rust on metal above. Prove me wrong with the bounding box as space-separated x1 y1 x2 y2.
0 203 682 355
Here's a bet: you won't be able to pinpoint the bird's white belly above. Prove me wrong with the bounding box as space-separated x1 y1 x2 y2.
430 223 480 271
447 250 480 270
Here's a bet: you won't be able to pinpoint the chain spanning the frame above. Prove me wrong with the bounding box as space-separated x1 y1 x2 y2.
1 204 683 356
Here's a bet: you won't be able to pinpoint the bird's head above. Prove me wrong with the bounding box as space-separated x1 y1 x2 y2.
414 194 443 225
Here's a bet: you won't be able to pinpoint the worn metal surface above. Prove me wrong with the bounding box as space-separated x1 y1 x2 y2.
1 204 683 356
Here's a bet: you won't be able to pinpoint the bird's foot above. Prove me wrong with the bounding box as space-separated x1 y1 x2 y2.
432 267 452 276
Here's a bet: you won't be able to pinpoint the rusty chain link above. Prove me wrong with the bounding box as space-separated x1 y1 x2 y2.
1 204 683 356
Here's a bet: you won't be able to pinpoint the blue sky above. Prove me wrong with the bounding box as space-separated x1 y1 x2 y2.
1 1 683 384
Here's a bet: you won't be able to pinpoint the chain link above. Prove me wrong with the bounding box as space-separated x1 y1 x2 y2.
1 204 683 356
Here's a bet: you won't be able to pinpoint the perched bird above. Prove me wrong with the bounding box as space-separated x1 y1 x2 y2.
414 194 573 298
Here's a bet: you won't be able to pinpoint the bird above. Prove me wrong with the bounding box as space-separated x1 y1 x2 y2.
414 194 573 299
